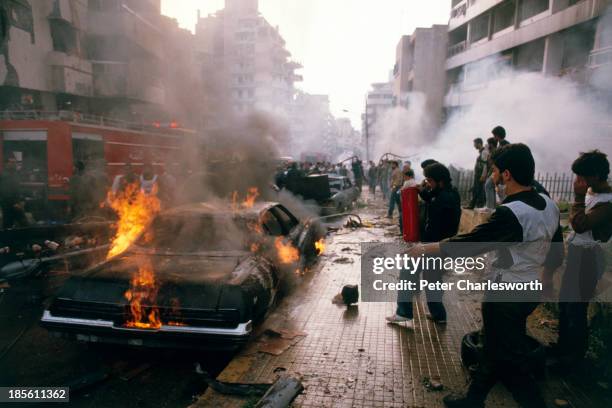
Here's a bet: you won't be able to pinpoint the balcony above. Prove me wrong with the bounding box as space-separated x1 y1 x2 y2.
447 0 608 69
93 62 165 105
448 41 467 57
47 52 93 97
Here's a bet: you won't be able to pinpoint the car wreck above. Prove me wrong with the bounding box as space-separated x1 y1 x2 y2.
41 202 324 350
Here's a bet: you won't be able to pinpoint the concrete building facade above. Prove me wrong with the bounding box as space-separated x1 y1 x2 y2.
445 0 612 111
0 0 201 126
195 0 301 124
393 25 448 128
362 82 394 161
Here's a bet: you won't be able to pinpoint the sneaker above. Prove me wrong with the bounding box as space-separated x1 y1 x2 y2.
443 393 484 408
426 313 447 324
386 314 414 329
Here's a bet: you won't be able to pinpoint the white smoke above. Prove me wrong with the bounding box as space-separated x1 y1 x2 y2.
373 62 612 173
371 93 434 161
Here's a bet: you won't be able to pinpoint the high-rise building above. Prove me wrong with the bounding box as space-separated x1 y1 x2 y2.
445 0 611 114
0 0 201 126
195 0 302 125
362 82 394 161
392 25 448 130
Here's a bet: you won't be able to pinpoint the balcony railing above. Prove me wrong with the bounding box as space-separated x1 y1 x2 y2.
448 41 467 57
588 46 612 68
0 110 179 134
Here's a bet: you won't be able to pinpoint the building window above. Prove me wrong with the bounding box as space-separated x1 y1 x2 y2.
493 0 516 33
470 12 490 43
5 0 34 41
519 0 549 21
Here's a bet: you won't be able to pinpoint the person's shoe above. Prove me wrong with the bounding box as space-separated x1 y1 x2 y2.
425 313 447 324
443 393 484 408
385 214 393 219
386 314 414 329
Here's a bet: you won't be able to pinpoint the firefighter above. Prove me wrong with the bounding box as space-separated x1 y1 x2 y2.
140 163 158 195
410 144 564 408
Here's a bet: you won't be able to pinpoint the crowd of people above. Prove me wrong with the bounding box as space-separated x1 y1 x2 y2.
0 159 179 227
376 126 611 408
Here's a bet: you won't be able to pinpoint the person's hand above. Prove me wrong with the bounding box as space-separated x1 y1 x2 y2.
542 276 554 301
574 177 588 195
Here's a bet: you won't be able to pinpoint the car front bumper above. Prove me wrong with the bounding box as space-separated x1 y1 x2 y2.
40 310 252 350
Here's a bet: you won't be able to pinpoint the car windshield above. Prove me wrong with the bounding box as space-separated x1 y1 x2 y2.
135 214 253 253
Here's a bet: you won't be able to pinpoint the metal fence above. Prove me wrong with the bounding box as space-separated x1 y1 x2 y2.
451 169 607 204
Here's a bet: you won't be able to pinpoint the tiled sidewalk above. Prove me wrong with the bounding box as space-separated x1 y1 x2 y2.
191 199 603 408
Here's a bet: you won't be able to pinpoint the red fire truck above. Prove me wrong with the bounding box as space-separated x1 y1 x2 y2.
0 111 198 220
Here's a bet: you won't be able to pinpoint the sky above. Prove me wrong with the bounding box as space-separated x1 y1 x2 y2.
161 0 452 128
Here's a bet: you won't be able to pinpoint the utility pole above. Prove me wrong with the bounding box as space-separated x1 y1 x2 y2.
364 97 370 162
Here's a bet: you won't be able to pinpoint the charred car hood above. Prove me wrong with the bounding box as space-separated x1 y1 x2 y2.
56 251 251 310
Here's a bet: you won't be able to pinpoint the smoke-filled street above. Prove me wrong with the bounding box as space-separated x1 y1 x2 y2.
2 1 612 408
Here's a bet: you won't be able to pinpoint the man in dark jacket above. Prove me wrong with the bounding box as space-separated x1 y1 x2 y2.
409 144 564 408
386 163 462 327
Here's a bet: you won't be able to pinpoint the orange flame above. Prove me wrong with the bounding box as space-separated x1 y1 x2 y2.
250 242 261 253
315 238 325 255
275 237 299 264
106 182 161 259
231 188 260 211
242 187 260 209
124 260 161 329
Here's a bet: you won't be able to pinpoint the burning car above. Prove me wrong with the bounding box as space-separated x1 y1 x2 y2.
41 202 323 350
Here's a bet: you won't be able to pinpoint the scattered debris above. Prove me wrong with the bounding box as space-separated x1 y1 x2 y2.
554 398 570 407
422 376 444 391
254 375 304 408
264 328 307 340
358 348 365 353
333 257 354 264
257 338 297 356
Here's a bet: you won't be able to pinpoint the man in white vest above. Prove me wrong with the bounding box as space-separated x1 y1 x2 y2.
553 150 612 368
408 144 564 408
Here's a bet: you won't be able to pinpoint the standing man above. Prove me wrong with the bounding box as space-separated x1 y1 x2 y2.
386 163 461 327
352 159 364 191
484 137 498 209
553 150 612 368
492 125 509 147
367 161 378 195
411 144 563 408
0 157 27 229
387 161 403 219
467 138 487 209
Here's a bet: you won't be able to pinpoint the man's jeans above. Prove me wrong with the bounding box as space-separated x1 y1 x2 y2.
485 176 496 209
387 187 400 217
396 266 446 321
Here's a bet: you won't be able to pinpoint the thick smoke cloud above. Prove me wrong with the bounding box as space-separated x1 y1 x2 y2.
373 62 611 174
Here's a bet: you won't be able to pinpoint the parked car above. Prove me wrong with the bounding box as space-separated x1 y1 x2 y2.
41 202 323 350
325 176 360 213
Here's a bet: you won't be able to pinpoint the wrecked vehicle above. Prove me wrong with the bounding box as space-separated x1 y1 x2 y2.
284 174 360 215
41 202 323 350
326 176 360 213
